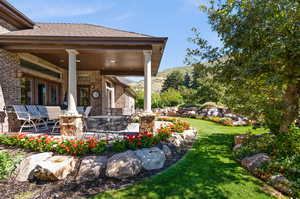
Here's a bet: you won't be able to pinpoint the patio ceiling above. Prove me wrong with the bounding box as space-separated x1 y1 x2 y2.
0 35 167 76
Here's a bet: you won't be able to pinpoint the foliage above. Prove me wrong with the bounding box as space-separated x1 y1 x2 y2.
194 78 225 104
135 90 165 109
185 0 300 133
178 86 198 104
112 128 173 152
161 71 184 92
156 117 191 133
0 150 24 180
234 126 300 197
183 72 192 88
161 88 184 107
0 134 107 156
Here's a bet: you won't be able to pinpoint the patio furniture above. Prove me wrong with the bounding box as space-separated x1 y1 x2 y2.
45 106 62 134
12 105 37 132
77 106 85 115
36 105 49 119
26 105 48 130
86 115 131 133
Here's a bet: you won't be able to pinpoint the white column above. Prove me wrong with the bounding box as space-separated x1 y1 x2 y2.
66 49 79 115
144 51 152 113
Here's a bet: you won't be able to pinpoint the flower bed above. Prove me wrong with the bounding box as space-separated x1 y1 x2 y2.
0 120 189 156
0 133 107 156
233 127 300 198
112 126 173 152
156 117 190 133
195 116 256 126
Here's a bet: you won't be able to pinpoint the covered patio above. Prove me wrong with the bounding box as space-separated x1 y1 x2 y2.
0 23 167 135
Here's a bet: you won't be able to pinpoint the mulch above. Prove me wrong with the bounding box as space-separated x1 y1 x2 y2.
0 140 195 199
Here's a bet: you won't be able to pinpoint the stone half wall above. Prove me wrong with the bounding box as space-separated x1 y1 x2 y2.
0 49 21 132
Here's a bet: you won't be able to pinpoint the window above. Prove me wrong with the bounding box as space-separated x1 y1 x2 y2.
78 86 90 106
37 81 47 105
49 83 60 105
20 59 61 79
20 77 33 105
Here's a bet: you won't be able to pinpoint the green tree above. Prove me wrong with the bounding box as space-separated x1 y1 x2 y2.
183 72 192 88
186 0 300 133
195 78 225 104
178 86 197 104
161 88 184 107
191 64 205 89
135 90 165 109
161 71 184 92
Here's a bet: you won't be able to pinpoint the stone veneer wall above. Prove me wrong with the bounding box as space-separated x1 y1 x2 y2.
0 49 21 132
115 84 126 109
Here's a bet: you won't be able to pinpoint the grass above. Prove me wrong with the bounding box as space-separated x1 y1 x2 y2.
94 119 277 199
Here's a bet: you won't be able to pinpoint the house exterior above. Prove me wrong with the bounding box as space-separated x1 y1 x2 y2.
0 0 167 132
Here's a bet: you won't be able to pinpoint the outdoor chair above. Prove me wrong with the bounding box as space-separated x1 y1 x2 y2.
81 106 92 132
36 105 49 119
26 105 48 130
77 106 85 115
45 106 62 134
12 105 37 132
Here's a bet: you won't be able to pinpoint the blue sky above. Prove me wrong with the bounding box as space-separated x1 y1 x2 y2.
9 0 220 76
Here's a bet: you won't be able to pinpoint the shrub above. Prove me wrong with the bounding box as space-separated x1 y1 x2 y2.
0 134 107 156
0 150 24 180
112 126 173 152
161 88 184 107
156 117 190 133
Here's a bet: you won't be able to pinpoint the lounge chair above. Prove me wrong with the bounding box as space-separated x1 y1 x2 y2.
26 105 48 130
45 106 62 134
12 105 37 132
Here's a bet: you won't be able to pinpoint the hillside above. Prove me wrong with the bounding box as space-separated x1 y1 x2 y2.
129 65 193 93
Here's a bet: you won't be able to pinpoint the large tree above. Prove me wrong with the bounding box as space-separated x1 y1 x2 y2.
161 71 184 92
186 0 300 133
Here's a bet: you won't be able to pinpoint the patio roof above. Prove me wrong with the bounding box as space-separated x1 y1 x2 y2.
0 23 167 76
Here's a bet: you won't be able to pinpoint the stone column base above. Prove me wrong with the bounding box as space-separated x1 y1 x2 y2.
59 114 83 136
139 113 155 133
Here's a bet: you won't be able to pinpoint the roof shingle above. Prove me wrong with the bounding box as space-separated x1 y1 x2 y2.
2 23 153 38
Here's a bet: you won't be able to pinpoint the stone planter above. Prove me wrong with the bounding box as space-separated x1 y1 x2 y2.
139 113 155 133
59 114 83 136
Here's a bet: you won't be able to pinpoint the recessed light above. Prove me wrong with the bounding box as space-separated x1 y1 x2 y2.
110 59 116 64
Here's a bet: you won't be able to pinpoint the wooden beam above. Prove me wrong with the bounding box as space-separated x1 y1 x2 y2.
101 70 144 76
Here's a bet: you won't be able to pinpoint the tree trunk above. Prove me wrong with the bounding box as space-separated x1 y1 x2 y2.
279 80 300 133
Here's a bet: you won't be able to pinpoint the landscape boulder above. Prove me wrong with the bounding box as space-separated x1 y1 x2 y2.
168 133 184 147
106 150 142 179
268 175 293 195
162 145 172 158
16 152 53 182
241 153 270 170
182 129 197 140
135 147 166 170
76 156 107 182
32 156 77 181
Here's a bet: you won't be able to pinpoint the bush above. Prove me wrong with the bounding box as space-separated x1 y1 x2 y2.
112 127 173 152
156 117 190 133
234 127 300 197
161 88 184 107
0 150 24 180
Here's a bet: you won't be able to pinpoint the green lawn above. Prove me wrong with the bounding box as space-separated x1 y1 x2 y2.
95 119 276 199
